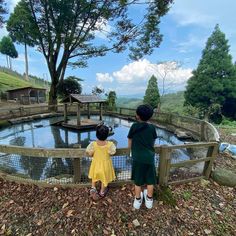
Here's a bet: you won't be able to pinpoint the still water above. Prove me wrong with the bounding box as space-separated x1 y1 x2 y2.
0 116 192 181
0 115 185 148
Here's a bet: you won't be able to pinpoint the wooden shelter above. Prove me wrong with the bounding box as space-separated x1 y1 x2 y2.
61 94 106 130
6 86 46 105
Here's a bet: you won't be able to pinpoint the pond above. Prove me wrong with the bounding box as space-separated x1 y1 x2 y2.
0 115 196 183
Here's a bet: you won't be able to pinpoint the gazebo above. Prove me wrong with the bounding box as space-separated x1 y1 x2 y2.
61 94 106 130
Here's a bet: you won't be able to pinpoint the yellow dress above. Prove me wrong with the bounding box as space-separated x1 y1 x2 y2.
87 141 116 187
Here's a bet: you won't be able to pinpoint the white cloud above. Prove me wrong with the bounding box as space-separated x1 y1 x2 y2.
96 72 113 82
97 59 193 95
113 59 154 84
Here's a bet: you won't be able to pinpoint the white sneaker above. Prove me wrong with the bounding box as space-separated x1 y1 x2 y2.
133 192 143 210
143 189 153 209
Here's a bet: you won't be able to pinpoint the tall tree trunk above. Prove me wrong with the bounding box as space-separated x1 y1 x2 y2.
6 55 9 68
24 43 29 80
48 78 59 111
9 57 12 70
59 67 66 84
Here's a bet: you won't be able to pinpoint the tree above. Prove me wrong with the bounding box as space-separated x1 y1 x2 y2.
9 0 173 107
106 91 117 110
0 0 7 28
7 1 37 80
58 76 82 98
92 86 104 96
0 36 18 70
184 25 236 122
143 75 160 109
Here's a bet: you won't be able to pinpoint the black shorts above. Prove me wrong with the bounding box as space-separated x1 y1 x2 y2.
131 161 157 186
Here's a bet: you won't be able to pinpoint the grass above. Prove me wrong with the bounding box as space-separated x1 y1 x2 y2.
0 68 49 94
215 119 236 135
0 71 32 92
156 186 177 207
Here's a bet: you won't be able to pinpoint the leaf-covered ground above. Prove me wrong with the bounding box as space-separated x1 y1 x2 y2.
0 172 235 236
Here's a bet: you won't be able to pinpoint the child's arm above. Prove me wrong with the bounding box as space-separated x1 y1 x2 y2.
86 142 94 156
108 142 116 155
128 138 132 148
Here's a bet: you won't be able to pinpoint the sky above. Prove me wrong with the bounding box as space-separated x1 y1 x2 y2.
1 0 236 97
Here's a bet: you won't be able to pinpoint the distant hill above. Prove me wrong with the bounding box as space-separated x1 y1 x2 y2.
0 67 49 94
117 91 185 114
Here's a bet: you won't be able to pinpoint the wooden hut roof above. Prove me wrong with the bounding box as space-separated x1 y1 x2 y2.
61 94 106 104
6 86 46 92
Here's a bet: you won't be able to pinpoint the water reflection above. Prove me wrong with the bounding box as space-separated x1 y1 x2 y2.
0 115 193 181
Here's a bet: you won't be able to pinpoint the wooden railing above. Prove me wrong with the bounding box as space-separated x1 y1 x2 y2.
0 105 220 186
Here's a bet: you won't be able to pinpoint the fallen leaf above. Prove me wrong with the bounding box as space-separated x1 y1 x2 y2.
107 198 112 204
37 220 43 226
66 210 74 217
204 229 211 234
62 202 69 209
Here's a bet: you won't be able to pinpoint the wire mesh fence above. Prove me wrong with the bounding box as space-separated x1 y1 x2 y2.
0 152 162 185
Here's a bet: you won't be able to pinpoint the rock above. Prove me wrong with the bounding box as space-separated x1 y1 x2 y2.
212 168 236 187
175 129 192 139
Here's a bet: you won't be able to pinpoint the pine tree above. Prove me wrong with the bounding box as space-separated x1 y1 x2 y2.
143 75 160 109
184 24 236 121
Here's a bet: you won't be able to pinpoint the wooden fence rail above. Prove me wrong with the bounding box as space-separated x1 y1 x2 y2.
0 142 218 185
0 105 220 185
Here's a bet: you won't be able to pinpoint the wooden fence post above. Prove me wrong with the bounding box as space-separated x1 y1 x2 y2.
73 158 81 183
200 121 205 141
203 143 218 179
159 145 171 186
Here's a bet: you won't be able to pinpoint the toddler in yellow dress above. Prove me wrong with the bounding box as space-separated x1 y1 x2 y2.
86 124 116 199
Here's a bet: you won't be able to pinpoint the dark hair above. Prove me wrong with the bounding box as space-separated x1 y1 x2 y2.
96 124 109 141
136 104 154 121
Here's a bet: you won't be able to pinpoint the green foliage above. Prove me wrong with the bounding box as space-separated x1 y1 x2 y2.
92 86 104 95
7 1 36 46
156 186 177 207
0 0 7 28
0 36 18 58
9 0 173 106
106 91 117 110
0 120 10 129
182 190 192 201
184 25 236 121
57 76 82 98
161 91 185 114
116 97 142 108
143 75 160 109
219 118 236 127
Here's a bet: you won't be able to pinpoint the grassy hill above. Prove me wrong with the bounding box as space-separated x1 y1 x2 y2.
0 71 32 92
0 67 49 94
117 91 185 114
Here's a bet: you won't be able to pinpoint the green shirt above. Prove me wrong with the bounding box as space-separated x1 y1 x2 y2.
127 122 157 164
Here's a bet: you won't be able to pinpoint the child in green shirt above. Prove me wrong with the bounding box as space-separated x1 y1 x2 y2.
127 104 157 209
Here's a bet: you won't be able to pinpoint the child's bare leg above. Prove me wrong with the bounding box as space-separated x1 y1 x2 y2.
92 181 96 188
147 184 154 198
100 182 105 194
134 185 142 198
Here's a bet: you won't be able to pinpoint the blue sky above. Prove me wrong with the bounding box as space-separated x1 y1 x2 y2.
1 0 236 96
